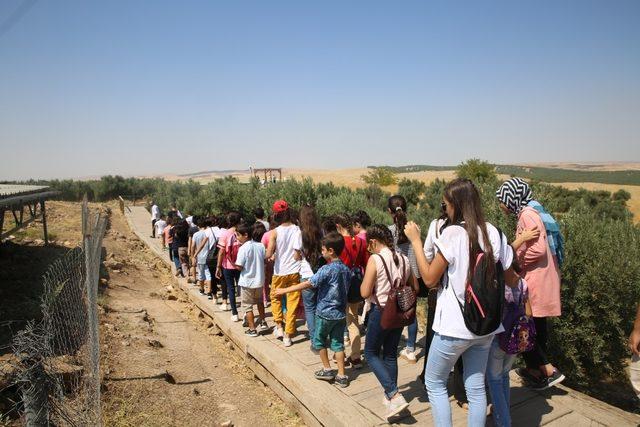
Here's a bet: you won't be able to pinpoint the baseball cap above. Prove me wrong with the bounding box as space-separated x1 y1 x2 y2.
272 199 289 213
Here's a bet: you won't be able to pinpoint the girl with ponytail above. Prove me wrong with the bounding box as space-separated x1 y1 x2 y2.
387 195 421 364
360 224 418 422
334 213 367 368
403 179 515 427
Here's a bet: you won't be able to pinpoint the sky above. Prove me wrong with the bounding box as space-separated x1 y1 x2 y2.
1 0 639 180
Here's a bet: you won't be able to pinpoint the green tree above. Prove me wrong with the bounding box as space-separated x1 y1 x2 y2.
398 178 427 206
455 159 497 184
360 167 398 187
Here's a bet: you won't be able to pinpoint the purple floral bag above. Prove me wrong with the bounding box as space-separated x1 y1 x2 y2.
498 283 536 355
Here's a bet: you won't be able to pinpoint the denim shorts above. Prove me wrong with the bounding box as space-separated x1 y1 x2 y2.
313 316 346 352
197 264 211 281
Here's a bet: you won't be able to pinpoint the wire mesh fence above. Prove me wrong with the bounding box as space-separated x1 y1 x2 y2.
9 197 106 426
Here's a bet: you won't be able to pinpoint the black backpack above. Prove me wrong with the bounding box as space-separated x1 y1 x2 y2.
447 225 505 336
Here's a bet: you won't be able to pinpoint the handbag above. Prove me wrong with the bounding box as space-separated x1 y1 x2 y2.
372 254 416 330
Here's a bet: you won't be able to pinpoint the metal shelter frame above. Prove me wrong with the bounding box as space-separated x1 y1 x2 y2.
251 167 282 183
0 186 59 244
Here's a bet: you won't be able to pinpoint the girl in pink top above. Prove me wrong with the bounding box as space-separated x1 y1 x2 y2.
497 178 565 390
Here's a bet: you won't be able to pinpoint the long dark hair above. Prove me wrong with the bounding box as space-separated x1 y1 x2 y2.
444 178 496 284
388 195 408 245
335 213 360 255
299 206 323 269
366 223 399 266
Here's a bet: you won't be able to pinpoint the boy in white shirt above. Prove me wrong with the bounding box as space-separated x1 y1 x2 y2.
155 215 168 244
235 222 269 336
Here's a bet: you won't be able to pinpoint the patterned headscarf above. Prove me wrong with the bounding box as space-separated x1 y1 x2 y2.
496 178 533 215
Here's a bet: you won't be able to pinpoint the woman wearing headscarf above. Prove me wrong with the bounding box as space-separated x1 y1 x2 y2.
496 177 565 390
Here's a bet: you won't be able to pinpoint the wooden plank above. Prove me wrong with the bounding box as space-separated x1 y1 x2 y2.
510 395 571 427
544 411 607 426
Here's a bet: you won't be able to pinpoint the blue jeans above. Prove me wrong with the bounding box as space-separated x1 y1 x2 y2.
364 305 403 399
171 247 181 272
301 287 317 338
222 268 240 315
405 317 418 351
425 332 493 427
486 338 516 427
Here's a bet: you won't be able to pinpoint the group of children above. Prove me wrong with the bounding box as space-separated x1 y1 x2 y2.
148 177 563 426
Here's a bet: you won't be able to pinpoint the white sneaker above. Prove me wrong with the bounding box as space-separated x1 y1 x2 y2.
219 302 227 311
273 326 284 339
257 321 269 332
231 314 239 322
400 348 417 364
283 334 292 347
386 393 409 421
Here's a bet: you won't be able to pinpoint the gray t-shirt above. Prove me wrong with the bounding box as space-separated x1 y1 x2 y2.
192 230 210 265
388 224 420 278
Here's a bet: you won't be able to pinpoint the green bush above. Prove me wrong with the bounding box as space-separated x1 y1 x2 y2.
455 158 497 184
360 167 398 186
550 211 640 386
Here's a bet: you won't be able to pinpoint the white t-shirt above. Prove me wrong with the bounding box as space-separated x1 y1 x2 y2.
151 205 161 220
236 241 266 288
423 218 447 262
204 227 218 251
292 232 314 279
273 224 302 276
212 226 223 240
258 219 270 231
432 222 513 340
154 219 167 237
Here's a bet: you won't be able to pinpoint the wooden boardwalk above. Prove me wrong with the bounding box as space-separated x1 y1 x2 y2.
126 206 640 426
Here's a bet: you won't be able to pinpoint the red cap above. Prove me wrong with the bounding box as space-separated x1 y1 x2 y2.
272 199 289 213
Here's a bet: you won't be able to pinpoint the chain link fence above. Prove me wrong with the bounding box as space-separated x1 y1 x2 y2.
9 198 106 426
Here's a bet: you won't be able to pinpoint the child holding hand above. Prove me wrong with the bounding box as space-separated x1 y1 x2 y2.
275 232 351 388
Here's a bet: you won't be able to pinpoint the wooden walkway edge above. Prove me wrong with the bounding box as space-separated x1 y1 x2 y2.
125 206 640 426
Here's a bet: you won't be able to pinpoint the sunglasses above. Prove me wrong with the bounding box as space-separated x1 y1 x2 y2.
440 201 447 212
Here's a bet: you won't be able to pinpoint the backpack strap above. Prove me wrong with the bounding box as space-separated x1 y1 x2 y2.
372 253 397 307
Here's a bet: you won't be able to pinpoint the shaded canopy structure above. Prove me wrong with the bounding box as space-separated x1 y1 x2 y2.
250 167 282 183
0 185 59 245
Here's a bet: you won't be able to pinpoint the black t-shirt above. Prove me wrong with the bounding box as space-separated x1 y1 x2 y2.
174 226 190 248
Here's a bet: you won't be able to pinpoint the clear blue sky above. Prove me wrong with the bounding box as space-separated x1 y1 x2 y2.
1 0 639 180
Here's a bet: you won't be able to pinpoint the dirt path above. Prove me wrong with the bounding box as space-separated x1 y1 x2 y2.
100 205 303 427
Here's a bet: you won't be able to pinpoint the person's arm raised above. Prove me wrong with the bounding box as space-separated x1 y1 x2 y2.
405 221 447 288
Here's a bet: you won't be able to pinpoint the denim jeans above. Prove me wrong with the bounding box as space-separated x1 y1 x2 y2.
171 247 181 272
486 338 516 427
405 316 418 351
364 305 403 399
425 332 493 427
301 287 317 338
222 268 240 315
